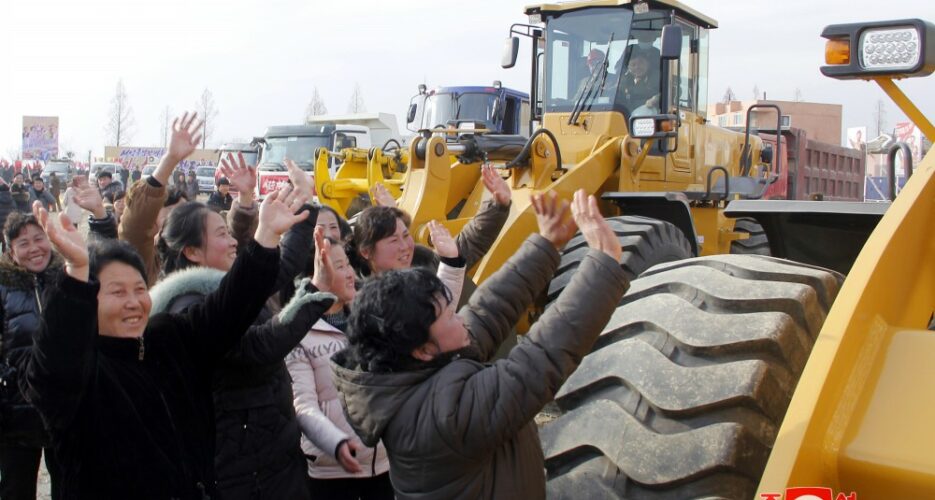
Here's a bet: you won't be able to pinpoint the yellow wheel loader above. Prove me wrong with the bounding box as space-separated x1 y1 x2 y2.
319 1 932 496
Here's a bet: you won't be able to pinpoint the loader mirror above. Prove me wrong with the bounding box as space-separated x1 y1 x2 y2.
502 37 521 68
406 103 418 124
660 24 683 60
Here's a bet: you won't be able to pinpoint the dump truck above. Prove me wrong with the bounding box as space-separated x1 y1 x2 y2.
330 1 931 497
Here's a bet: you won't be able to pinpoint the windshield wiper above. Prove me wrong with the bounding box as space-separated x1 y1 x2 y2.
569 32 615 126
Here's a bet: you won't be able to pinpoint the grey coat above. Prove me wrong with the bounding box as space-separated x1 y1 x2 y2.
332 234 629 499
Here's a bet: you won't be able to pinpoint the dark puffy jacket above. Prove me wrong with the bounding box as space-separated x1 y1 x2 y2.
332 235 630 499
0 253 63 447
153 204 321 500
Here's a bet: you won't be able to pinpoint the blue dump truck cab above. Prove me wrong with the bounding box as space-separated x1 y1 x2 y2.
406 83 531 136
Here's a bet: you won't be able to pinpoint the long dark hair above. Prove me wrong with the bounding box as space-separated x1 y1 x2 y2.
156 201 212 275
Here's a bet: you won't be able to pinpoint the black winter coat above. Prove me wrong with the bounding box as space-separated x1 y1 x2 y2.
155 204 319 500
0 253 62 447
21 240 280 500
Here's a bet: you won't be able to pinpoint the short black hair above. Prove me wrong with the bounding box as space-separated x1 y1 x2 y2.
345 267 451 372
3 212 42 248
156 201 212 275
216 177 230 187
31 174 43 182
97 171 112 179
352 206 412 276
90 239 148 284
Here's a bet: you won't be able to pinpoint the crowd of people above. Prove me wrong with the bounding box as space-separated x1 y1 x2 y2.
0 112 630 500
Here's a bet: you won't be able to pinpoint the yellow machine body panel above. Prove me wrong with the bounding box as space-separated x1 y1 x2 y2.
758 147 935 498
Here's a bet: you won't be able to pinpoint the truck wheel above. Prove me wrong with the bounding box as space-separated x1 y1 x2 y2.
730 217 771 256
546 216 692 304
541 254 843 499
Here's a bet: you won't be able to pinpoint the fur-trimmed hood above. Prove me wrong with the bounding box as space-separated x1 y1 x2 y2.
148 266 225 316
0 252 64 290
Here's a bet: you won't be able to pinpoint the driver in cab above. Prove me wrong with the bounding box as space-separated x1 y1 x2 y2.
618 45 660 114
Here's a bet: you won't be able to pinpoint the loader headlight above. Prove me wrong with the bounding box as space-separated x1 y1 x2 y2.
629 114 678 139
821 19 935 79
631 118 656 138
860 27 921 70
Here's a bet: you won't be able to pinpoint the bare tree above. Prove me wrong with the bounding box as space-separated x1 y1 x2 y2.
793 88 804 102
752 84 761 101
104 79 136 146
5 147 21 161
159 106 172 148
305 87 328 120
721 86 736 104
873 99 887 137
196 88 219 149
346 83 367 114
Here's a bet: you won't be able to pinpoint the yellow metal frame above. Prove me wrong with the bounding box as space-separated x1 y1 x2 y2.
758 147 935 498
315 147 408 216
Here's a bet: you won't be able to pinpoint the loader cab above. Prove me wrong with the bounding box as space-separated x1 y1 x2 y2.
507 1 714 172
534 3 709 126
406 85 531 136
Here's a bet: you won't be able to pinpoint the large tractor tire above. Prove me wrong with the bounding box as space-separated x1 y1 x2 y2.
546 216 693 304
541 254 844 499
730 217 771 256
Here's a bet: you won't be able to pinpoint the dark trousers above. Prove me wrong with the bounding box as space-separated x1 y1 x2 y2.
0 445 61 500
307 473 394 500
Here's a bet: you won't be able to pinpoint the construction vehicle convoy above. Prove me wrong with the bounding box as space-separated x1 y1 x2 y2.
305 1 935 498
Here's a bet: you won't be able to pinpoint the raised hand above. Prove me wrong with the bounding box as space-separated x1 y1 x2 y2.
481 163 511 206
336 441 362 474
155 112 204 184
570 189 621 262
311 226 334 292
219 152 257 195
167 112 203 163
32 201 89 281
283 158 314 200
254 184 310 248
427 220 458 259
370 182 397 208
72 176 106 218
532 191 577 250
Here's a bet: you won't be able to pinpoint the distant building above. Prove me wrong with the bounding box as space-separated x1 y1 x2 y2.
707 99 843 146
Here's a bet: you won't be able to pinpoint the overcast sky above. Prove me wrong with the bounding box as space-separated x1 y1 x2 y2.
1 0 931 159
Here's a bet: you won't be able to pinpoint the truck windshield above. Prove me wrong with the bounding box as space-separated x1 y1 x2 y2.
422 92 499 130
260 137 330 168
216 151 258 169
544 7 667 120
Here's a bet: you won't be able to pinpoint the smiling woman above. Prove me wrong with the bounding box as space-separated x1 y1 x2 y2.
0 212 63 499
18 185 308 498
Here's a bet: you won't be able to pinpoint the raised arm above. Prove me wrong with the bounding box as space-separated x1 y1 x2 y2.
119 113 201 284
455 164 511 269
22 202 96 432
224 279 335 366
220 152 259 250
438 190 628 457
180 185 311 361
